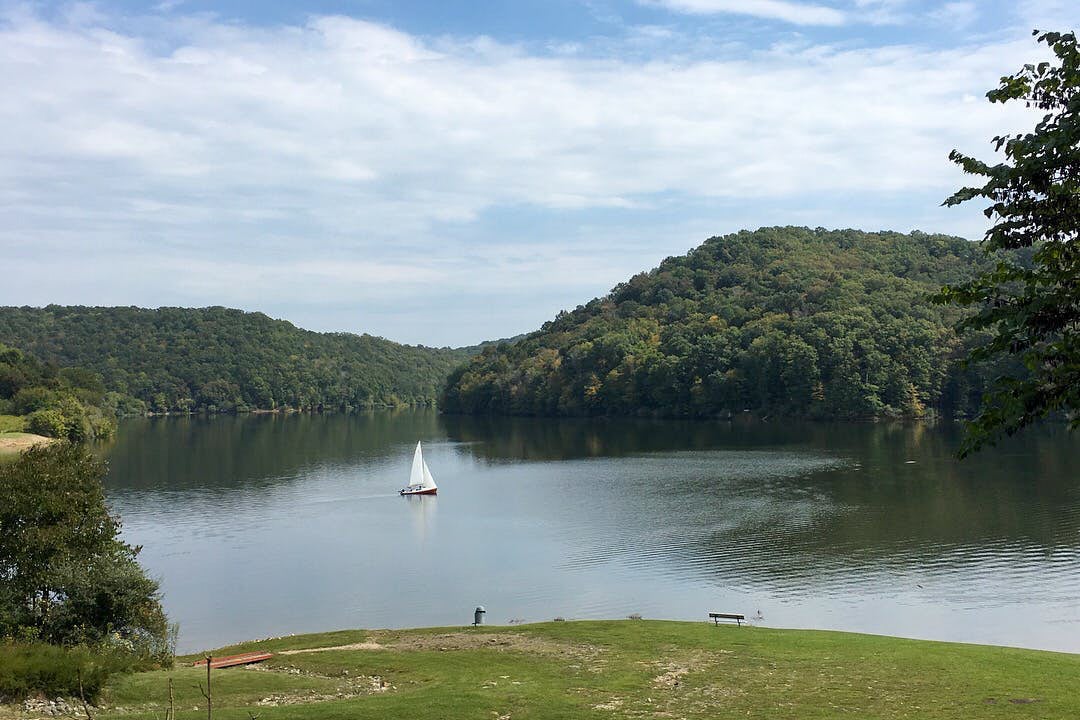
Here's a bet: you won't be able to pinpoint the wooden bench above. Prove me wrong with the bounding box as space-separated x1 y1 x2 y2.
709 612 745 626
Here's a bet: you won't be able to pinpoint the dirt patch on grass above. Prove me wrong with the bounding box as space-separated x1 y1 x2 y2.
253 675 392 706
0 433 55 454
279 631 603 661
635 651 749 717
388 632 601 657
279 641 386 655
652 664 690 689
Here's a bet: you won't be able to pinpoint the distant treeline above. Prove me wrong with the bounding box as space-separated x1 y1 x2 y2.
0 306 473 414
442 227 1010 420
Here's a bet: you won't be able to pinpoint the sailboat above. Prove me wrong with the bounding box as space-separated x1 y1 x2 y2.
400 441 438 496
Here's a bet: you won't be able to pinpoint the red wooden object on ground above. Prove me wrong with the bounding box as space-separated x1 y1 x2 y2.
192 652 273 669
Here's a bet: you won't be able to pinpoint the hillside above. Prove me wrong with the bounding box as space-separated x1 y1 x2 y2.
442 227 1001 420
0 306 472 413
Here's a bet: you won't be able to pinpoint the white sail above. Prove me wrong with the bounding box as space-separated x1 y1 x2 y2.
421 458 437 490
408 441 425 488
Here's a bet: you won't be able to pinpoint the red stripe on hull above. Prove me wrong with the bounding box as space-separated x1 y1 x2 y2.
400 487 437 496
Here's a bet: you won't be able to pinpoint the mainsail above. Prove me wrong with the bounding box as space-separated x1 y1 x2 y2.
409 441 425 488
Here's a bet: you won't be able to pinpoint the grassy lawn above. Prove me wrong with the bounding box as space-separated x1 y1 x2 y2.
0 415 26 434
8 620 1076 719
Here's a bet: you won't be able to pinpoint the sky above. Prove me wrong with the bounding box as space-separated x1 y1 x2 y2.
1 1 1077 346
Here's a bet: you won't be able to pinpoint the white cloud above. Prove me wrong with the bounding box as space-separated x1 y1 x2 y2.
929 2 978 29
850 0 913 25
640 0 847 25
1016 0 1079 28
0 7 1047 342
0 10 1033 219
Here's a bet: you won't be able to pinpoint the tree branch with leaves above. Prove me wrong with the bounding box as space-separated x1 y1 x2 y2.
937 29 1080 456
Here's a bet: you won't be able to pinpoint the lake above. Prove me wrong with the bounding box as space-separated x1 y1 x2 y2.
102 411 1080 654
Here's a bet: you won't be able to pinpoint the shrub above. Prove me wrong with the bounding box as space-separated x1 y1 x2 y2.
0 643 136 703
24 398 114 442
26 409 68 438
44 553 172 663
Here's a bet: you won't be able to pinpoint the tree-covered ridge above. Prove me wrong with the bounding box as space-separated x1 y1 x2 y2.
442 227 1001 419
0 306 472 413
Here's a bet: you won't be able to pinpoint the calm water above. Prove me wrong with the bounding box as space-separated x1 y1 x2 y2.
102 411 1080 654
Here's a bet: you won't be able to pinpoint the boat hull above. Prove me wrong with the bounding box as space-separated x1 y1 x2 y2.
400 487 437 496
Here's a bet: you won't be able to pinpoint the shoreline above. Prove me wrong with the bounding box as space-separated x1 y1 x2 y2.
184 617 1080 661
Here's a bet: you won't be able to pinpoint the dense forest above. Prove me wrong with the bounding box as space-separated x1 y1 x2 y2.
0 343 119 440
0 306 472 413
442 227 1006 420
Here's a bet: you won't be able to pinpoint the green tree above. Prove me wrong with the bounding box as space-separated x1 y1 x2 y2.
443 227 991 420
938 30 1080 455
0 444 170 659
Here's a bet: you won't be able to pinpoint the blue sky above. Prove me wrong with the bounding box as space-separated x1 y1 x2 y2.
1 0 1077 345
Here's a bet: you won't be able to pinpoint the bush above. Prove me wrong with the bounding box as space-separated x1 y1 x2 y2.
44 553 172 663
0 643 136 703
55 396 93 442
24 398 114 442
26 408 68 438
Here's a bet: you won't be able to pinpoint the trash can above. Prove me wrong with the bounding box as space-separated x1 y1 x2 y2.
473 606 486 626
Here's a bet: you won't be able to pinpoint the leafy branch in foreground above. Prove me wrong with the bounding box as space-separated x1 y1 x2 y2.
937 29 1080 456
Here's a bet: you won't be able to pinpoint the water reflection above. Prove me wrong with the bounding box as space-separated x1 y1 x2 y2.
103 411 1080 653
105 410 444 492
406 495 438 544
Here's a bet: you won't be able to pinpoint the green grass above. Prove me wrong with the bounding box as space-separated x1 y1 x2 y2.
0 643 138 703
0 415 26 433
13 621 1079 719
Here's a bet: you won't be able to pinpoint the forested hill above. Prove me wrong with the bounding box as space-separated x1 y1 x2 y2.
0 306 472 413
442 227 999 420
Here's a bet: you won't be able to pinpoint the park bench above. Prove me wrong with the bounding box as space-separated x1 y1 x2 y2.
708 612 745 626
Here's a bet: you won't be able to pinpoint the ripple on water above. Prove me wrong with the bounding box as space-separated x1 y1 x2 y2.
103 414 1080 653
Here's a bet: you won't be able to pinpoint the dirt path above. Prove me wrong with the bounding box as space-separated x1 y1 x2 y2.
0 433 55 454
279 641 387 655
278 631 604 661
